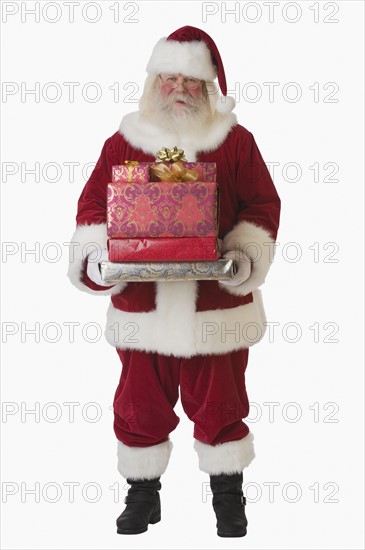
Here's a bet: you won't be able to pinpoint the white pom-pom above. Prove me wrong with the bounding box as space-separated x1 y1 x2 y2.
215 95 236 113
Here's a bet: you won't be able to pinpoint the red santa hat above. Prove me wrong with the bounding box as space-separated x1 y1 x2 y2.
146 26 236 114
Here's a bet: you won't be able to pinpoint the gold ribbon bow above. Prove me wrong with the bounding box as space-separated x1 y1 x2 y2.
124 160 139 166
155 146 187 163
151 146 198 182
150 161 198 183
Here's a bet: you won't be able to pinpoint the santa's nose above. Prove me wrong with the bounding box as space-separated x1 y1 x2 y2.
174 81 185 93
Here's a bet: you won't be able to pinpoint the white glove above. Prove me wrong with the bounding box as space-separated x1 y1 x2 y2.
86 247 112 287
220 250 252 287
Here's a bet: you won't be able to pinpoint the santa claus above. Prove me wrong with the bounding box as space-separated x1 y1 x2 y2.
68 26 281 537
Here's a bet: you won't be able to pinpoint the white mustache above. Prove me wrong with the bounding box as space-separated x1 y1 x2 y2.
166 93 199 107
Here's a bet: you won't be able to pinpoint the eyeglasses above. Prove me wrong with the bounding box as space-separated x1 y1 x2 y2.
159 73 202 90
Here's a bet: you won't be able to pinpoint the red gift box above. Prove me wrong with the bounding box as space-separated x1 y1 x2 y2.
108 237 219 262
107 180 219 239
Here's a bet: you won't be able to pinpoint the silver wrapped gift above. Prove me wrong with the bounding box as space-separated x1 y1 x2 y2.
100 259 237 283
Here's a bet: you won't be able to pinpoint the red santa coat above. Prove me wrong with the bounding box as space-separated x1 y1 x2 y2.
68 110 281 357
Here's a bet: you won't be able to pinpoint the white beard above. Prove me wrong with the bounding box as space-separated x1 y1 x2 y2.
149 85 212 136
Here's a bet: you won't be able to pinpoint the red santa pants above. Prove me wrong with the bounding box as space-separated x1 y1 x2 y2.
113 347 250 447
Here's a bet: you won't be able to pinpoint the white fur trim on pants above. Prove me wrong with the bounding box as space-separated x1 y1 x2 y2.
117 440 173 480
193 432 255 475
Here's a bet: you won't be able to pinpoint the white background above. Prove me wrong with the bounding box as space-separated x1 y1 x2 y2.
1 1 364 549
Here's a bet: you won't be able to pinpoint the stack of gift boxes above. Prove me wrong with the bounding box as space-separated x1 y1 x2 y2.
106 150 219 262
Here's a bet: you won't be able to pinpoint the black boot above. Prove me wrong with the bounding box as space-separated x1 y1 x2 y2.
209 472 248 537
116 477 161 535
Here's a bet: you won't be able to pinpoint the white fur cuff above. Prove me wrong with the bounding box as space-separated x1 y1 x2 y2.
117 439 173 480
220 221 276 296
67 223 126 296
194 432 255 474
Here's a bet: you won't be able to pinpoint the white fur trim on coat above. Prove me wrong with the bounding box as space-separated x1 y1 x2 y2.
194 432 255 474
119 110 237 161
146 38 217 81
67 223 127 296
117 439 173 480
105 285 266 357
219 221 276 296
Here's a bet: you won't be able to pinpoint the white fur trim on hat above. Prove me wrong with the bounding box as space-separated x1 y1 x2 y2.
216 95 236 113
146 37 217 81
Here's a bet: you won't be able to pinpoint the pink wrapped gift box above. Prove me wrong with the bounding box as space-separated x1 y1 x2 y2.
112 163 150 183
107 181 218 238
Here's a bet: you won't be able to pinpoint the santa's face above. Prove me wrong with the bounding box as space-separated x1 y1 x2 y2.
147 73 211 131
158 73 203 113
